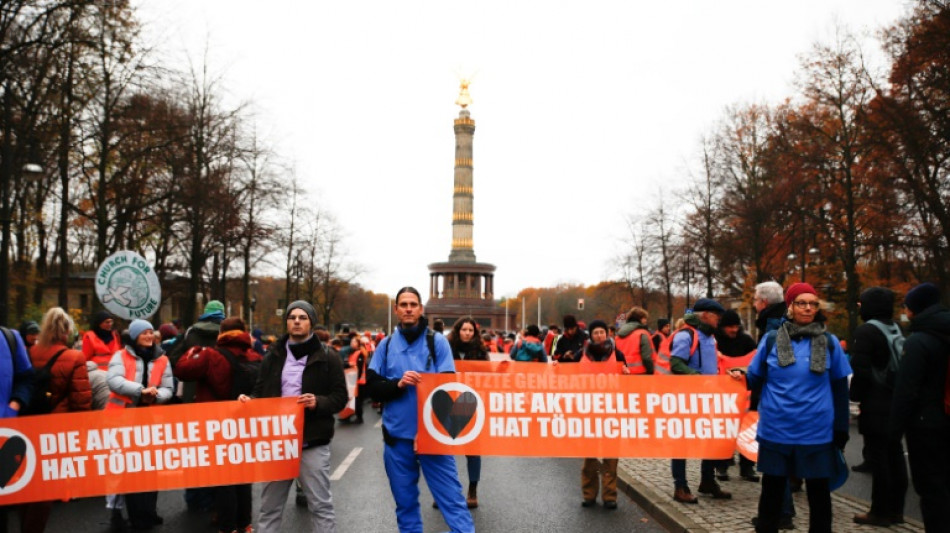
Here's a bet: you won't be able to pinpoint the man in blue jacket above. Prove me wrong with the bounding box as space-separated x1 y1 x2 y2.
366 287 474 533
669 298 732 504
1 326 34 532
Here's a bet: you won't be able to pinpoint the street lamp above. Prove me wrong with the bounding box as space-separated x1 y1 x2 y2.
0 163 44 325
248 279 259 332
788 247 820 282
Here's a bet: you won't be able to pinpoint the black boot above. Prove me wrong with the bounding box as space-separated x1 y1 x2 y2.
110 509 129 532
467 482 478 509
740 463 760 482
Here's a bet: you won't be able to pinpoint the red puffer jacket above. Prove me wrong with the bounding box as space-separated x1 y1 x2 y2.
29 343 92 413
173 330 262 402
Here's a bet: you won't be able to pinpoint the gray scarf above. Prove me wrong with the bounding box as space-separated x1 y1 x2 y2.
775 321 827 373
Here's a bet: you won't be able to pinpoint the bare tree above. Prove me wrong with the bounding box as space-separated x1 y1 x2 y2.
614 214 651 308
644 199 677 320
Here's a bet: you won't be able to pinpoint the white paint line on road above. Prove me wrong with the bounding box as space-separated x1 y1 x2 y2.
330 447 363 481
374 419 382 428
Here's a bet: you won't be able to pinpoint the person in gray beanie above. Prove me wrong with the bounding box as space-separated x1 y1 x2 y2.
286 300 318 326
238 299 346 533
106 318 174 530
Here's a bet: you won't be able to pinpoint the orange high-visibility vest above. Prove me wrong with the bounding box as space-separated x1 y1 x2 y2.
614 328 651 374
82 330 122 371
348 349 367 385
105 349 168 410
655 326 699 375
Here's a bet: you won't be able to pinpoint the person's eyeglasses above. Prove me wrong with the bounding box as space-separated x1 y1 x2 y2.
287 315 309 321
793 301 821 309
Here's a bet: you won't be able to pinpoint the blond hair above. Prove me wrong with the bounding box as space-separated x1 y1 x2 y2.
37 307 75 347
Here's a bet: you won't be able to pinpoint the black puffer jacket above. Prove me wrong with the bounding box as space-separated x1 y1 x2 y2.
253 334 347 446
849 287 899 435
889 303 950 440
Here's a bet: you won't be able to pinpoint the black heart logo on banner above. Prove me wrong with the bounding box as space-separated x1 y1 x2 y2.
0 436 27 488
431 390 478 439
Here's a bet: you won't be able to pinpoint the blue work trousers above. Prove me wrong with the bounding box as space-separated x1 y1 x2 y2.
384 439 474 533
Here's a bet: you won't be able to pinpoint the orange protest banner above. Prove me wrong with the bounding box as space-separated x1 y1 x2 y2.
454 360 622 374
717 350 756 374
416 373 749 459
737 411 759 462
0 398 302 506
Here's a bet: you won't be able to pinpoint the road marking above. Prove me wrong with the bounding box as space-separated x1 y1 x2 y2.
374 419 382 428
330 447 362 481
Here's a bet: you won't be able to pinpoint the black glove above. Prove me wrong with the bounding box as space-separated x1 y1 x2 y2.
833 430 849 451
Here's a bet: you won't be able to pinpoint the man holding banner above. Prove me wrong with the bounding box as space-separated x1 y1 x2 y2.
239 300 346 533
365 287 474 533
669 298 733 504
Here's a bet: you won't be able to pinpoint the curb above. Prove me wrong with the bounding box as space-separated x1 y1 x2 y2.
618 473 707 533
618 465 926 532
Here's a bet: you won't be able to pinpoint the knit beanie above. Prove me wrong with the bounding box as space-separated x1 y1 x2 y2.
563 314 578 329
129 319 154 342
91 310 113 329
525 325 541 338
657 318 670 329
587 320 609 337
719 309 742 327
904 282 941 314
220 317 247 333
204 300 225 314
785 282 818 307
285 300 318 325
158 323 178 339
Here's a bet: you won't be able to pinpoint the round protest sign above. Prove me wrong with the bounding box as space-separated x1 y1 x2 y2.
94 251 161 320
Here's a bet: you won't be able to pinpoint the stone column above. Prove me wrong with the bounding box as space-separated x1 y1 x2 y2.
449 110 476 262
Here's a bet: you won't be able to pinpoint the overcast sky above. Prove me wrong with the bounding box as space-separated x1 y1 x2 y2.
135 1 910 299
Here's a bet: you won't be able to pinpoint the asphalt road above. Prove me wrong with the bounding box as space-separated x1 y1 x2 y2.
24 405 667 533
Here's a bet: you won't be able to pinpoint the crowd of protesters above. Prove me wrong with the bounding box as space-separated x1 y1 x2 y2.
1 278 948 533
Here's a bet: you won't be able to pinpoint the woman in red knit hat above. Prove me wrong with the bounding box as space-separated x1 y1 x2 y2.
738 282 852 533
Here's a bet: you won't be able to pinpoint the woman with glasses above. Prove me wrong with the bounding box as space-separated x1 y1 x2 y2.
736 282 852 533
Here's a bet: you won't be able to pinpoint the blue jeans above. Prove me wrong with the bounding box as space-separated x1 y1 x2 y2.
465 456 481 484
671 459 716 489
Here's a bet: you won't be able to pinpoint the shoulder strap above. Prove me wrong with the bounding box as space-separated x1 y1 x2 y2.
426 330 436 371
41 348 70 407
45 348 69 370
762 331 778 381
216 346 238 366
1 327 17 366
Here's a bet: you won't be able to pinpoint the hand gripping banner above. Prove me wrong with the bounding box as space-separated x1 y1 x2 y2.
416 364 749 459
0 398 302 505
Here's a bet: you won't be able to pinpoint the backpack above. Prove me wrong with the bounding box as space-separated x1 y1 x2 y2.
215 347 262 400
865 319 904 389
20 348 69 416
655 326 699 375
512 340 544 362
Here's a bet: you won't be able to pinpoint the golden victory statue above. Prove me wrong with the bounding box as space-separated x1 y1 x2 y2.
455 79 473 108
